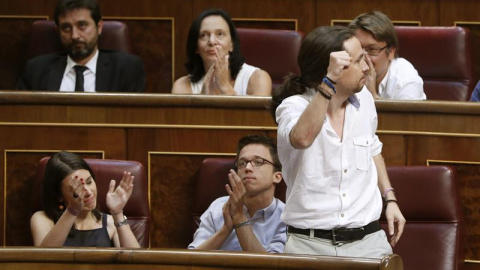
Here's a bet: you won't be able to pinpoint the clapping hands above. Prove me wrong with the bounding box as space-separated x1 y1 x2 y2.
106 171 134 214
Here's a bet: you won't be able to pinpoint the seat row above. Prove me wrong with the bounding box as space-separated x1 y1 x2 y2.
27 20 474 101
29 157 464 270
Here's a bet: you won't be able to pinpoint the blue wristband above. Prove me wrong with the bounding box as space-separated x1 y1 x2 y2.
322 77 336 93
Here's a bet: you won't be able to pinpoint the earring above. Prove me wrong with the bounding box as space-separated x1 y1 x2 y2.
59 203 65 211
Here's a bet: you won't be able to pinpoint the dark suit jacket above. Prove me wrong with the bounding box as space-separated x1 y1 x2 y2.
16 50 145 92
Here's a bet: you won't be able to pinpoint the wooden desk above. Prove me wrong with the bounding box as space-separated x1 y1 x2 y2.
0 91 479 267
0 247 403 270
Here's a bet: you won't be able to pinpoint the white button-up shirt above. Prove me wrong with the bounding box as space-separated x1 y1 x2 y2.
378 57 426 100
276 87 383 230
60 49 99 92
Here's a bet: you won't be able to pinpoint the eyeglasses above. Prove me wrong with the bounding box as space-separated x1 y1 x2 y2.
364 45 388 56
235 157 277 170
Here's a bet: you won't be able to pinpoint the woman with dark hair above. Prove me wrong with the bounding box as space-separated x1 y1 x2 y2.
172 9 272 96
30 151 140 247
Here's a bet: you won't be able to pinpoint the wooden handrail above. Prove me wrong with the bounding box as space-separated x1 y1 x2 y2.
1 90 480 114
0 247 403 270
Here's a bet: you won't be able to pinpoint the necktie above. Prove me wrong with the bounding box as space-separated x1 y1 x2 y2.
74 65 88 92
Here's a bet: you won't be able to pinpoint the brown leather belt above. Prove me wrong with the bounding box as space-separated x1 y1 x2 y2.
287 220 381 245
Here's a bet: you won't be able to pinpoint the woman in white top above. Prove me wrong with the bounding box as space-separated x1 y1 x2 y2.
171 9 272 96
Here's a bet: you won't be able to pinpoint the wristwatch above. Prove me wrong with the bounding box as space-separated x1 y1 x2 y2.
114 215 128 227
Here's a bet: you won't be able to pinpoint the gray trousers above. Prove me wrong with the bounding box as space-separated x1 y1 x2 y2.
284 229 392 259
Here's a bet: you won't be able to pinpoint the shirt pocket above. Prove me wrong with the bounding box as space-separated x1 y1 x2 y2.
353 136 373 171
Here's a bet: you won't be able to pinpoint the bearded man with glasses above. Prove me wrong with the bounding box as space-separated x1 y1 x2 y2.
189 134 286 253
349 11 426 100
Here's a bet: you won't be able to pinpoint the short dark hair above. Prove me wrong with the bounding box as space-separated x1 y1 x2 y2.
54 0 102 26
42 151 101 223
271 26 354 120
349 10 399 58
185 9 245 83
236 134 281 172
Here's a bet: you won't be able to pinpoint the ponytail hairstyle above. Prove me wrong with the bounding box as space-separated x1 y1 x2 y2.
271 26 354 121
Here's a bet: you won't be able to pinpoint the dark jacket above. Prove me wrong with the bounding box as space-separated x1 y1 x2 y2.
16 50 145 92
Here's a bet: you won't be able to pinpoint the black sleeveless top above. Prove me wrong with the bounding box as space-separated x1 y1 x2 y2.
63 213 113 247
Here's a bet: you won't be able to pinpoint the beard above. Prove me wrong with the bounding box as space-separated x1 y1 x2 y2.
353 76 367 93
67 39 97 61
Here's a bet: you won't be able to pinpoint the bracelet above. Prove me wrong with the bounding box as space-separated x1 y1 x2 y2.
114 215 129 227
325 76 337 84
382 187 395 198
233 220 251 230
67 207 80 216
315 86 333 100
384 199 398 208
322 77 336 93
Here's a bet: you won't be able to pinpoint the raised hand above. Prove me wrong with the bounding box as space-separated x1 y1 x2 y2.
222 200 234 230
212 50 232 94
364 52 379 98
326 50 352 83
106 171 134 214
225 169 247 219
201 63 216 94
67 174 85 213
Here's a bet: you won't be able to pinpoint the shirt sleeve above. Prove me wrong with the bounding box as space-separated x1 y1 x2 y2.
188 199 224 249
275 96 309 151
393 59 426 100
396 78 425 100
265 220 287 253
470 80 480 101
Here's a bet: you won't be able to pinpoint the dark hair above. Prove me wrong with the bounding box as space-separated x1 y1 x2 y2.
185 9 245 83
236 134 282 172
54 0 102 26
349 10 399 58
43 151 101 223
271 26 354 120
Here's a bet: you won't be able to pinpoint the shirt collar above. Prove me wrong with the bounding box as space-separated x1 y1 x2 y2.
378 63 391 95
348 94 360 109
64 49 99 76
249 198 277 221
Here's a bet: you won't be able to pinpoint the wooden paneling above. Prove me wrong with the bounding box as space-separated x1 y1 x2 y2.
105 17 174 93
376 134 406 166
406 136 480 164
233 20 297 31
456 22 480 85
440 0 480 84
317 0 438 27
192 0 315 33
1 93 480 269
439 0 480 25
0 17 47 90
428 160 480 260
96 0 190 84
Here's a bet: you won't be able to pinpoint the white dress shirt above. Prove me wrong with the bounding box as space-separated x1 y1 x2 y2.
59 50 99 92
378 57 426 100
275 87 383 230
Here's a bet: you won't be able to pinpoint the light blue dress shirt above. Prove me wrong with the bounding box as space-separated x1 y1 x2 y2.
189 196 286 253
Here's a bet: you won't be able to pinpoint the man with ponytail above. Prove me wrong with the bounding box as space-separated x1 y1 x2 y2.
271 26 405 259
